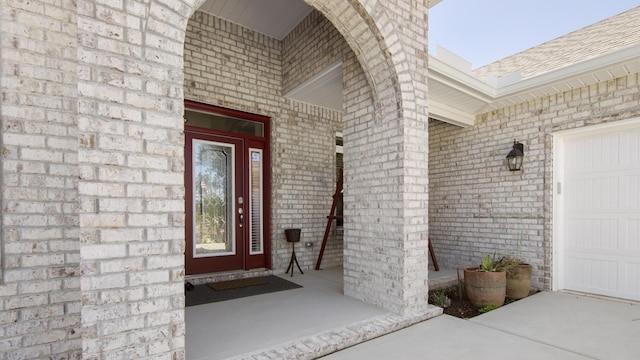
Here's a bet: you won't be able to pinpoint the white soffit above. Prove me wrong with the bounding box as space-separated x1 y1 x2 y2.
429 100 475 127
284 61 343 112
199 0 313 40
199 0 442 41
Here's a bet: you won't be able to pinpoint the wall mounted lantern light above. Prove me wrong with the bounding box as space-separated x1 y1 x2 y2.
506 140 524 171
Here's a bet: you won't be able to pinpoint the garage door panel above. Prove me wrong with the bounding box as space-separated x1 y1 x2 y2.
567 173 640 211
625 175 640 208
565 256 618 293
559 121 640 301
565 256 640 301
566 176 620 210
566 217 620 250
566 213 640 253
566 128 640 173
628 219 640 251
621 261 640 301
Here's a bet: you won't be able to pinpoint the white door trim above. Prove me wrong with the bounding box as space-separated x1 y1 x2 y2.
552 132 566 291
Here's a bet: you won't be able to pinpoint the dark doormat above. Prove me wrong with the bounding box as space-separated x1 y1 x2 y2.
208 277 268 291
185 275 302 307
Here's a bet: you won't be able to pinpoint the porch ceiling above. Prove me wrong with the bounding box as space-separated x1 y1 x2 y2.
197 0 640 128
199 0 443 38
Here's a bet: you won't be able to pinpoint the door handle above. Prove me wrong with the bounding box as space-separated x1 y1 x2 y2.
238 208 244 228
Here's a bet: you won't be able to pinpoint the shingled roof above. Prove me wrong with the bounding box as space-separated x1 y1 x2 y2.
472 6 640 80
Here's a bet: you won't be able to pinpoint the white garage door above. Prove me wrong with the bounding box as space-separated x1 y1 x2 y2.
556 121 640 301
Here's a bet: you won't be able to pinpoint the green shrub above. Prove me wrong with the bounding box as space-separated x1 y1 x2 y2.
429 290 452 308
478 304 499 313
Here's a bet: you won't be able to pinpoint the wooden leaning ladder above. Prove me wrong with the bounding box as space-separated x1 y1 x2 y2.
315 169 344 270
315 168 440 271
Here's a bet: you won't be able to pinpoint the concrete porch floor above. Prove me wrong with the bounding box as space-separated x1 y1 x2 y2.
186 266 640 359
185 266 451 359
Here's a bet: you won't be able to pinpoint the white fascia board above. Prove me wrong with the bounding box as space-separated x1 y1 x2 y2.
430 44 640 100
428 55 497 101
429 44 640 122
429 99 475 127
494 44 640 98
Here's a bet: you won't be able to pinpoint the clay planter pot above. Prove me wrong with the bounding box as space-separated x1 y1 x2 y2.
506 263 532 299
464 267 506 308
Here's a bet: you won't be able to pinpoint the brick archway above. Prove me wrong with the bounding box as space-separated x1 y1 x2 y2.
182 0 407 114
174 0 430 316
301 0 431 315
175 0 430 315
0 0 431 358
76 0 429 356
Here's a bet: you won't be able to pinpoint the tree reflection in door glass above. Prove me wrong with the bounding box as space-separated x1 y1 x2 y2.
193 140 234 257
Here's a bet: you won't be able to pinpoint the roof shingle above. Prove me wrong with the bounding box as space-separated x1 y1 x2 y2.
472 6 640 80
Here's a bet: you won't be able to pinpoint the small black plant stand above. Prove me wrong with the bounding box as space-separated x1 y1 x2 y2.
285 228 304 277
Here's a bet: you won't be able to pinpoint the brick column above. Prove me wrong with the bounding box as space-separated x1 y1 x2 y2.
312 0 431 316
76 1 191 357
0 0 82 358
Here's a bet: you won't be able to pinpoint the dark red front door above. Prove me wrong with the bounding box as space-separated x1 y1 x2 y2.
184 101 270 275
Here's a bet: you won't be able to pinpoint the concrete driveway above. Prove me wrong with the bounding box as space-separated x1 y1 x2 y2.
323 291 640 360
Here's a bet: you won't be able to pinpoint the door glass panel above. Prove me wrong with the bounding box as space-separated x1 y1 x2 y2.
249 149 264 254
185 109 264 137
192 139 235 257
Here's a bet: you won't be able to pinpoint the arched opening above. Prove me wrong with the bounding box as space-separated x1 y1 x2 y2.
178 0 410 301
176 2 423 357
109 0 431 357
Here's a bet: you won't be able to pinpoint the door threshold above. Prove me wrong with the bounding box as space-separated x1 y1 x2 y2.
185 268 272 286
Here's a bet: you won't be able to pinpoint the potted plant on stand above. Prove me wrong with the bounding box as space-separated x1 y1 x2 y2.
464 255 507 308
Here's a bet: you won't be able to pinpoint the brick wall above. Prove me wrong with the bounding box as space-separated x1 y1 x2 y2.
0 0 82 358
282 10 344 94
75 0 188 357
429 74 640 290
0 0 434 357
311 0 431 316
282 9 353 269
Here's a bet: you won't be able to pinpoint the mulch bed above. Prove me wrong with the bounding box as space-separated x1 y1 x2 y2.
428 284 535 319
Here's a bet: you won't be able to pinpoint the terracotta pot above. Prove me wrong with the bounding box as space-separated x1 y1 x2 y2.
464 267 506 308
506 263 532 299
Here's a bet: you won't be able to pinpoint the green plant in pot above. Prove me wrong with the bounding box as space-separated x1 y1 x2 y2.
464 255 506 308
498 255 532 300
